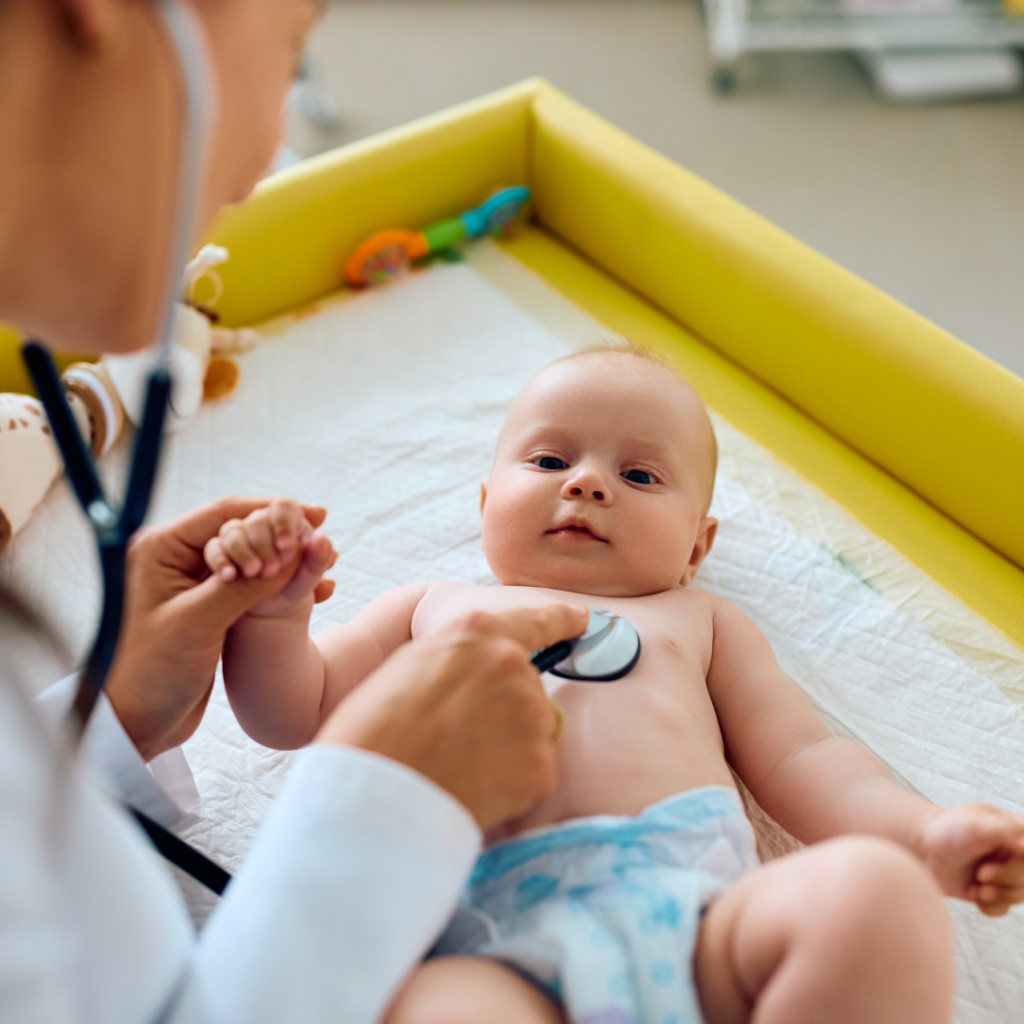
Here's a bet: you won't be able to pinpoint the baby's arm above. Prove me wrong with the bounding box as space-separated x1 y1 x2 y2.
707 598 1024 916
208 500 428 749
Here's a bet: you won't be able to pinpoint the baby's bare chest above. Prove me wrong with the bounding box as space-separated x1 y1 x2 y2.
411 583 715 697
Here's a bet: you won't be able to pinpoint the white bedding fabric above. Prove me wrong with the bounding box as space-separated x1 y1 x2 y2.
3 242 1023 1022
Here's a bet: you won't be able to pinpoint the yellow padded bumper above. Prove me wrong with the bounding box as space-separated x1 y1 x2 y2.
528 84 1024 578
2 80 1021 646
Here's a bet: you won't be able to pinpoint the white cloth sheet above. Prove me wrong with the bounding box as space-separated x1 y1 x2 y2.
3 241 1023 1021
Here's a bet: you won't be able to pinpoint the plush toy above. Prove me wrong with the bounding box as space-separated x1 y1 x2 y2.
0 245 257 556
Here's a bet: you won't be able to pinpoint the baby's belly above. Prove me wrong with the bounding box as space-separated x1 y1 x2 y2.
496 672 736 840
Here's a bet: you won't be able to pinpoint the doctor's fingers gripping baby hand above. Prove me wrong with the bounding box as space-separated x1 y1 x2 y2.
921 803 1024 916
235 529 338 623
204 497 327 581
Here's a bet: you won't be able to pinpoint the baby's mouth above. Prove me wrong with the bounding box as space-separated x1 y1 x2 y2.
546 523 608 543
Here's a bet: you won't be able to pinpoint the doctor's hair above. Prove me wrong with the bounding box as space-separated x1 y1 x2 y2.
558 340 718 514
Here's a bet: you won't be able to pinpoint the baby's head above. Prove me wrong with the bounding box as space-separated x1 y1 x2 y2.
481 344 718 597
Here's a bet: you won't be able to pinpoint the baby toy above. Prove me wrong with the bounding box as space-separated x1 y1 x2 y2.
345 185 531 287
0 245 257 556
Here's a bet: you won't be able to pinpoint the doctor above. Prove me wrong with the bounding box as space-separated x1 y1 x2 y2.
0 1 587 1021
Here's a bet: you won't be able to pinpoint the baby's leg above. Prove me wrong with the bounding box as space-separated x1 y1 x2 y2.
384 957 563 1024
694 836 954 1024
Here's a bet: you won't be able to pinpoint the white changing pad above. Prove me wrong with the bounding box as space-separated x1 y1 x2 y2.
3 242 1023 1023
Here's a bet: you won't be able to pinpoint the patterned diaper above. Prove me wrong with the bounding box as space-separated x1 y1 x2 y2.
433 785 759 1024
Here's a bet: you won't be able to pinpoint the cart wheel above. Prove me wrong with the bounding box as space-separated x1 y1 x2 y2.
711 66 738 94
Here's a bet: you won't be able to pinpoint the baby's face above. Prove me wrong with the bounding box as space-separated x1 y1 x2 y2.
481 353 717 598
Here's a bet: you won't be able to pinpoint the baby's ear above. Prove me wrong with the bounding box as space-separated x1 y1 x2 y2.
678 517 718 587
479 481 488 515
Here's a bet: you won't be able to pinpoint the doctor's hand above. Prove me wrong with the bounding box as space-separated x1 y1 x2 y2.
104 496 329 761
203 497 337 619
315 603 589 830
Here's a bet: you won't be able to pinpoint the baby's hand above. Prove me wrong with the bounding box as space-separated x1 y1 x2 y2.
921 803 1024 916
204 498 337 618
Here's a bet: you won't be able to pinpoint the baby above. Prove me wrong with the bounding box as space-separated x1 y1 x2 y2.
208 346 1024 1024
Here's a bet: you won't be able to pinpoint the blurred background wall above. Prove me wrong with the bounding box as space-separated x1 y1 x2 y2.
286 0 1024 378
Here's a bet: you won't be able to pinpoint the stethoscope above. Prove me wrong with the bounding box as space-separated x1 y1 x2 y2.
21 0 641 898
532 608 641 681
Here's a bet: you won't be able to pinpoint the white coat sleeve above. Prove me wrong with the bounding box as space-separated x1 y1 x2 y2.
178 744 482 1024
35 675 201 829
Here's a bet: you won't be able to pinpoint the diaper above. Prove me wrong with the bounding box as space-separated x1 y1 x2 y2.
433 785 759 1024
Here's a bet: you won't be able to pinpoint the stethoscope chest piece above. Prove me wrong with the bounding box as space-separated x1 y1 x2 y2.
545 608 641 682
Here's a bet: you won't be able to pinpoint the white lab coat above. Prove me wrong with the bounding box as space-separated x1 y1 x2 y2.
0 669 481 1023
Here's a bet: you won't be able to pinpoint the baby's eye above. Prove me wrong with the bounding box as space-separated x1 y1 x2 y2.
621 469 656 485
537 456 569 471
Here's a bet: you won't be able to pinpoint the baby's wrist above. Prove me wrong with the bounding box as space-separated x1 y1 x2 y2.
242 593 315 625
915 806 962 897
914 806 946 857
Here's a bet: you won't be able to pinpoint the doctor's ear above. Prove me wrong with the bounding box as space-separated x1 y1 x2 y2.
479 481 488 515
678 517 717 587
56 0 131 53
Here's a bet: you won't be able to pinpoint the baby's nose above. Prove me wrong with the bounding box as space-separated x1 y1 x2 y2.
568 484 605 501
562 466 611 503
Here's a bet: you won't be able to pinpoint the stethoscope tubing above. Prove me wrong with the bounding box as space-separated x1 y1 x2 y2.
22 345 172 734
531 641 575 674
152 0 214 371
